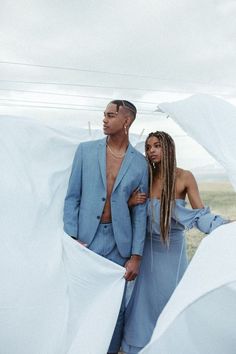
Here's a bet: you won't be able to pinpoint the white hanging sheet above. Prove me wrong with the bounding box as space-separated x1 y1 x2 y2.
141 222 236 354
159 94 236 190
141 94 236 354
0 116 125 354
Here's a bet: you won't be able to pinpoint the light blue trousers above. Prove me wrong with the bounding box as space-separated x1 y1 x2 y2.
89 223 128 353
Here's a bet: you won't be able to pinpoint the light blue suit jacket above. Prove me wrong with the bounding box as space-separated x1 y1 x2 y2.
63 138 148 258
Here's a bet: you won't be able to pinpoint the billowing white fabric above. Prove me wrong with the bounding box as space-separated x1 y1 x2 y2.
141 222 236 354
0 116 125 354
159 94 236 190
2 93 236 354
141 94 236 354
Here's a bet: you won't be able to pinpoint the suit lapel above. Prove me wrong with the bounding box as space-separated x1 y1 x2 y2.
98 138 107 189
112 144 135 193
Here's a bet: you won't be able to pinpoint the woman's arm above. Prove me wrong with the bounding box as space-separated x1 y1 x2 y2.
128 189 147 207
183 170 204 209
183 170 230 232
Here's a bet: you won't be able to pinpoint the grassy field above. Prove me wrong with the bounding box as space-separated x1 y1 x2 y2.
186 180 236 259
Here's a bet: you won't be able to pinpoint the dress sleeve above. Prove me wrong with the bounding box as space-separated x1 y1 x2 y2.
195 208 229 234
173 202 229 234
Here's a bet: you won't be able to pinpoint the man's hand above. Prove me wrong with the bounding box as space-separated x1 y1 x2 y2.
124 255 142 281
77 239 87 247
72 237 87 247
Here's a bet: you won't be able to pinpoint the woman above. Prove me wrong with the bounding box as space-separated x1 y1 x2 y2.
122 131 228 354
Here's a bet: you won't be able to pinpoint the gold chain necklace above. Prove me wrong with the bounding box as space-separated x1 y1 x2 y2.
106 143 126 159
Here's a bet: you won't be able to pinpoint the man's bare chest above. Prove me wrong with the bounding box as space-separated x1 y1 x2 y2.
106 156 123 192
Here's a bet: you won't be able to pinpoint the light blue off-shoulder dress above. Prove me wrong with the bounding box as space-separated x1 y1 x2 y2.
122 198 227 354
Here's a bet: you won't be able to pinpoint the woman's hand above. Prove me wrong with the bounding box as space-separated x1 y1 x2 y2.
128 189 147 207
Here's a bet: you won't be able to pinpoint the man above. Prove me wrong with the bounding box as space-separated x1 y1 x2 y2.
63 100 148 354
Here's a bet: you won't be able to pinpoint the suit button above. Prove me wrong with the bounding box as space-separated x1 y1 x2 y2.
97 216 100 219
102 198 106 201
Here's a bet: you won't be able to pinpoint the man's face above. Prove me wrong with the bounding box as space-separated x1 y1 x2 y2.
103 103 127 136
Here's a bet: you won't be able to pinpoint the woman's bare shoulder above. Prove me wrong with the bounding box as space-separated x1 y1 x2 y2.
176 168 195 183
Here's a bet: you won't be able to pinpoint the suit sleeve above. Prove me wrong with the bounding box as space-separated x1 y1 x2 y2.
131 162 149 256
63 144 83 238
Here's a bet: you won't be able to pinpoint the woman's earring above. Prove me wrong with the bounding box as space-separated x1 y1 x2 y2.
124 125 128 135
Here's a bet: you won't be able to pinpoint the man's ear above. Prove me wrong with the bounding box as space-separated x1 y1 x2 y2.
125 115 133 127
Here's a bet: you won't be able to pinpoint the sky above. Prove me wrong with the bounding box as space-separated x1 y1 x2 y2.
1 0 236 171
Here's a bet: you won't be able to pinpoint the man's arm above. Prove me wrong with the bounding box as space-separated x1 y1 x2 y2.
131 165 149 255
124 164 149 281
63 144 83 238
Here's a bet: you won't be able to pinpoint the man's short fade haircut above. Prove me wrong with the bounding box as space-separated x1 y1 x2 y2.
110 100 137 120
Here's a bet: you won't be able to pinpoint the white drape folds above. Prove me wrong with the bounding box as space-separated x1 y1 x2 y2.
1 93 236 354
141 94 236 354
141 222 236 354
159 94 236 190
0 116 125 354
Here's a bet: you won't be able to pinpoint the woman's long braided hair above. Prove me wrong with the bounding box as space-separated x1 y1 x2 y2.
145 131 176 244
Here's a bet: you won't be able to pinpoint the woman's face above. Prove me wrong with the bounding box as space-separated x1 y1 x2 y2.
146 136 162 164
